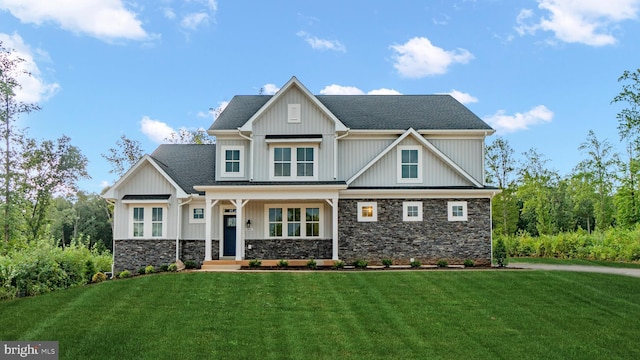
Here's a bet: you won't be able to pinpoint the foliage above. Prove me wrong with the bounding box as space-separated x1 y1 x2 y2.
160 264 169 272
353 259 368 269
144 265 155 274
118 270 131 279
333 260 345 269
381 259 393 268
306 259 317 269
167 263 178 272
101 134 143 178
184 260 198 269
436 259 448 268
493 238 508 267
165 128 214 144
91 272 107 283
463 259 474 267
410 260 422 268
277 259 289 268
248 259 261 268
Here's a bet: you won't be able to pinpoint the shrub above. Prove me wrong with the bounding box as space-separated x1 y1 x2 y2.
167 263 178 272
333 260 345 269
160 264 169 272
410 260 422 268
277 259 289 268
354 259 368 269
184 260 198 269
306 259 317 269
493 237 508 267
118 270 131 279
144 265 155 274
92 272 107 283
248 259 262 268
436 259 448 268
137 267 146 275
84 260 97 284
463 259 475 267
381 259 393 268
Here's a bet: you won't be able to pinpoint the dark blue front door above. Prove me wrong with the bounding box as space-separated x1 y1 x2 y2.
223 215 236 256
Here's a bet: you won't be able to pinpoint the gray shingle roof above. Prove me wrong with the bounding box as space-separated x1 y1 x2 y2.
209 94 492 131
150 144 216 194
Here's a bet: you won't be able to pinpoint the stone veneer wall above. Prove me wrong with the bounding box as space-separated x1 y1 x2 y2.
114 239 212 273
245 239 332 260
338 198 491 265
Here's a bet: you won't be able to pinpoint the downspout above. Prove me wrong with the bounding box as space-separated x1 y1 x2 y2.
334 130 350 179
237 129 254 181
176 196 193 262
105 198 116 279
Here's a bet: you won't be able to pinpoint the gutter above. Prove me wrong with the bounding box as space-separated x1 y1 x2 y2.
176 196 193 262
237 129 254 181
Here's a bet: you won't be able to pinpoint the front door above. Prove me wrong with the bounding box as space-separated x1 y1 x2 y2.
223 215 236 256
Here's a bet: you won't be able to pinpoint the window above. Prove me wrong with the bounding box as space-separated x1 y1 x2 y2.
270 145 318 180
130 205 167 238
357 202 377 222
448 201 468 221
266 204 322 238
133 207 144 237
221 146 244 177
403 201 423 222
189 205 205 224
397 146 422 183
288 104 301 123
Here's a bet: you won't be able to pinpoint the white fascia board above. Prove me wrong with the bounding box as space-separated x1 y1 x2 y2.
340 188 501 199
418 129 496 137
239 76 349 132
102 155 189 200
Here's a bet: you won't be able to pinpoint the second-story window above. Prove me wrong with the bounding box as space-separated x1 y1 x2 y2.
271 145 317 180
397 145 422 183
296 147 314 177
221 146 244 178
274 147 292 176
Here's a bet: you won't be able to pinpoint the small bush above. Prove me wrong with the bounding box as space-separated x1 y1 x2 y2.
167 263 178 272
381 259 393 268
333 260 345 269
118 270 131 279
463 259 475 267
137 267 146 275
436 259 448 268
306 259 317 269
92 272 107 283
84 260 97 284
277 259 289 268
144 265 155 274
493 237 508 267
354 259 368 269
160 264 169 272
248 259 262 268
410 260 422 268
184 260 198 269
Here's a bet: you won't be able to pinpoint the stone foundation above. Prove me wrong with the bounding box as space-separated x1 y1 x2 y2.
245 238 332 259
113 239 211 273
338 198 491 265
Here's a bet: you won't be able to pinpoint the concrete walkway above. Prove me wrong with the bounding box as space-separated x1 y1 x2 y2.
507 262 640 278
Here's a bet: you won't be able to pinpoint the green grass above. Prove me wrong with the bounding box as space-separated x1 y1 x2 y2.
509 257 640 268
2 271 640 359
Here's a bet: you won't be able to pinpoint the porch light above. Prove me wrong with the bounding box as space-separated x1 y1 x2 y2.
246 219 252 229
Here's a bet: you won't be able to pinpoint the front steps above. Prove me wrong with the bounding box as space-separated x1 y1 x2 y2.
200 259 336 271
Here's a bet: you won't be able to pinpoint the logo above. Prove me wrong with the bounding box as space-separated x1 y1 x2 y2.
1 341 58 359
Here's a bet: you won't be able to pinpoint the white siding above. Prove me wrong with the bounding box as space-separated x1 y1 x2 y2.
428 138 484 183
338 138 395 181
215 139 249 181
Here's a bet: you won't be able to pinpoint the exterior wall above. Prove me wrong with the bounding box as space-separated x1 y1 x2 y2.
113 239 214 273
241 201 331 240
245 239 332 259
428 138 484 183
215 138 250 181
337 198 491 265
338 137 395 180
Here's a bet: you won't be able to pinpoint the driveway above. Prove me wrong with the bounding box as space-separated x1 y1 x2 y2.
507 263 640 278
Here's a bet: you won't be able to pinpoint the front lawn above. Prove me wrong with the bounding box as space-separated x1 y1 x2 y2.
2 271 639 359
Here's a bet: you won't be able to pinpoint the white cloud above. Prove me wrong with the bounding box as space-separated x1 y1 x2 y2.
0 0 152 42
484 105 554 134
390 37 473 78
140 116 174 143
0 32 60 103
516 0 640 46
320 84 402 95
262 84 280 95
181 12 209 30
296 31 346 52
200 100 229 120
163 8 176 20
446 90 478 104
100 180 111 189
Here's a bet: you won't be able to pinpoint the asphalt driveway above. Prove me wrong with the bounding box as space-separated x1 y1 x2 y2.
507 263 640 278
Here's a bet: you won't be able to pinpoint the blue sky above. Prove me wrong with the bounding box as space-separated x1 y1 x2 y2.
1 0 639 192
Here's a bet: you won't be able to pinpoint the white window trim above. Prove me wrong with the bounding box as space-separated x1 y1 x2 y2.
221 145 244 178
288 104 301 123
403 201 423 222
448 201 468 222
397 145 423 184
357 202 378 222
189 204 205 224
129 205 168 238
268 144 319 180
263 203 324 238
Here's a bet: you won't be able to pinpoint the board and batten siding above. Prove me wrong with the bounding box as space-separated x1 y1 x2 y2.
428 138 484 184
337 138 395 181
215 138 250 181
113 162 179 240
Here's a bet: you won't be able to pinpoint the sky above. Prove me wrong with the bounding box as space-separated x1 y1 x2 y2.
1 0 639 193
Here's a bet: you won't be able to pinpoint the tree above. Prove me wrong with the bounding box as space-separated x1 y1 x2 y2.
615 143 640 227
101 134 144 177
0 41 40 243
612 69 640 146
517 149 560 235
19 136 90 240
165 128 214 144
485 137 519 235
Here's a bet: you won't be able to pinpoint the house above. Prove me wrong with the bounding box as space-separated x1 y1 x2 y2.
103 77 499 272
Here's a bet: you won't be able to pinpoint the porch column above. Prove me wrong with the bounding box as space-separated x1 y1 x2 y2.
205 198 212 261
331 197 339 260
234 198 245 261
